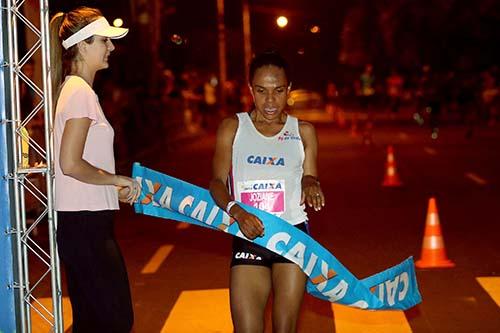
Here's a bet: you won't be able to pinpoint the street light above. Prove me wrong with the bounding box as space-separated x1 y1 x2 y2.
276 16 288 28
113 18 124 27
310 25 320 34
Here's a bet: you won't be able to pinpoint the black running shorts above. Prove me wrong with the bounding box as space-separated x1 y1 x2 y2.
230 222 309 267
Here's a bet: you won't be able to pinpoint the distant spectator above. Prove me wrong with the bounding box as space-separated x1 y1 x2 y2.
360 63 375 109
200 74 218 128
386 68 404 114
480 69 499 126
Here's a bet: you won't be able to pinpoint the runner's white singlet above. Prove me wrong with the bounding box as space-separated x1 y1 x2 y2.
231 112 307 225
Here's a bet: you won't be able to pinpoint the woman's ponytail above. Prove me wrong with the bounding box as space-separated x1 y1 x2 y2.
49 12 65 104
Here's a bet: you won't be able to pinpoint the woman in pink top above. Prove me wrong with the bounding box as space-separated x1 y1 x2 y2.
50 7 139 332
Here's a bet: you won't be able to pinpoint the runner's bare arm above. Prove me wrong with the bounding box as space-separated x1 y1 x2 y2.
209 117 265 239
299 121 325 211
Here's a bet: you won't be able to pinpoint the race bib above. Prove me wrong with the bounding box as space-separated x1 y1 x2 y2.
238 180 285 216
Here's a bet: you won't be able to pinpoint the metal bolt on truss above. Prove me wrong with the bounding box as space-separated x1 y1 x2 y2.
3 0 63 332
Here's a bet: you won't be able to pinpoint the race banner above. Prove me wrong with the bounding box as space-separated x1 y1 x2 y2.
133 163 422 310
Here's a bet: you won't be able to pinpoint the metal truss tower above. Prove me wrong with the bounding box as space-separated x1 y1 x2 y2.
2 0 63 331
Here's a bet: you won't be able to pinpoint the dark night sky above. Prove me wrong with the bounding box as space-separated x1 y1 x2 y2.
48 0 348 89
48 0 499 91
166 0 349 90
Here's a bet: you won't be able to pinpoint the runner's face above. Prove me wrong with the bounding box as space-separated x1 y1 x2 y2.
251 65 289 120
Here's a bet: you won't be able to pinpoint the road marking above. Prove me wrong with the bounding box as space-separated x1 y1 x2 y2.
332 304 412 332
465 172 487 185
162 289 232 332
458 296 477 303
161 288 414 332
477 277 500 307
176 222 190 230
32 297 72 331
423 147 437 155
141 245 174 274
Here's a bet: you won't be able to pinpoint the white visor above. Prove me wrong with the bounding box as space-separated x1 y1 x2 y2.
62 17 128 50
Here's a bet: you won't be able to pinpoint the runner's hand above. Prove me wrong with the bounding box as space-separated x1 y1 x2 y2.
301 176 325 211
229 204 265 240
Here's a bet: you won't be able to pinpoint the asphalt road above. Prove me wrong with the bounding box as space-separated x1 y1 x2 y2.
29 120 500 332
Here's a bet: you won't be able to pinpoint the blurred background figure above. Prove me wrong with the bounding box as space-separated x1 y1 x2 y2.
480 68 499 127
325 81 345 127
386 67 404 116
359 64 376 145
160 69 176 105
19 59 45 224
224 79 241 115
20 60 36 118
415 64 442 138
458 72 479 139
360 63 375 110
201 74 218 129
414 64 431 125
180 70 203 133
325 81 338 115
441 70 459 121
239 83 253 113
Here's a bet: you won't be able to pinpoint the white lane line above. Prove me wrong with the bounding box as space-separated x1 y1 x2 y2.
141 245 174 274
424 147 437 155
477 277 500 307
162 289 232 333
332 304 412 332
465 172 487 185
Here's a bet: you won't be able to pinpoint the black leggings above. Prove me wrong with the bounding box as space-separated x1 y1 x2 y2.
57 211 133 333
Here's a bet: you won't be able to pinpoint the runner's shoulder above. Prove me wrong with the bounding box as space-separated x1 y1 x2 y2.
298 120 316 139
217 115 239 137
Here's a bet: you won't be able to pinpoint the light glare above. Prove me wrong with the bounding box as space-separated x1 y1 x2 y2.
276 16 288 28
310 25 320 33
113 18 123 28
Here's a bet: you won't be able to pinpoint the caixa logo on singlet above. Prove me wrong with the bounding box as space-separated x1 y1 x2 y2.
247 155 285 166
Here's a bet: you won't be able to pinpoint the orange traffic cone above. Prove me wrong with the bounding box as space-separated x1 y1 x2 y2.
382 145 402 187
415 197 455 268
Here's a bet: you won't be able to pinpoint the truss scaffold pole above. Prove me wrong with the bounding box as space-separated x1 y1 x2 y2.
40 0 63 331
3 0 63 331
